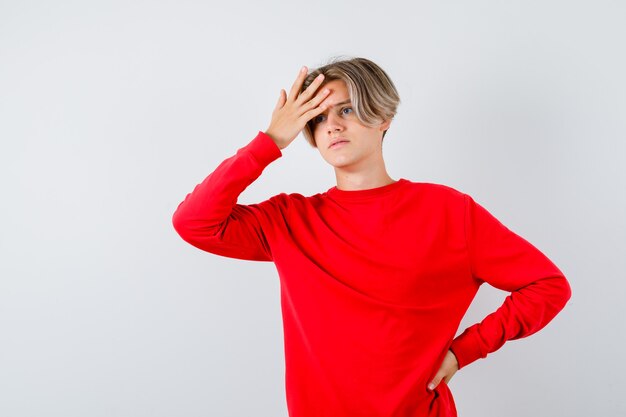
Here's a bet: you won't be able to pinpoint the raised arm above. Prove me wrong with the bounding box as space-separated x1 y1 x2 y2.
172 131 283 261
172 65 331 261
449 194 572 369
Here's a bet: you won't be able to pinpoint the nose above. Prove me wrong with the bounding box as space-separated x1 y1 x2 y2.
325 111 345 134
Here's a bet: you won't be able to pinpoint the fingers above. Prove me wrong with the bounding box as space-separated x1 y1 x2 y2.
427 371 454 391
428 350 459 391
274 89 285 111
301 89 330 121
428 373 444 391
288 66 328 104
428 369 456 390
306 84 330 109
296 72 326 104
287 66 309 102
273 65 330 134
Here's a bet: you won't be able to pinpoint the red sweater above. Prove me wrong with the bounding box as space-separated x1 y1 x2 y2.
172 131 571 417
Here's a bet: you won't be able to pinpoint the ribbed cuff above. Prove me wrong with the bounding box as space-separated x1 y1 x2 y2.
242 131 282 166
449 325 485 370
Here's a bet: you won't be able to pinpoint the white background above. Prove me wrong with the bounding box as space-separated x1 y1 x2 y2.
1 1 624 416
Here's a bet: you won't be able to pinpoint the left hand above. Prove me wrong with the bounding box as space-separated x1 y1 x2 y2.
428 350 459 391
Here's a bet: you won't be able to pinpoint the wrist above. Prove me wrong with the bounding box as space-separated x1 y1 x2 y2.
264 130 285 149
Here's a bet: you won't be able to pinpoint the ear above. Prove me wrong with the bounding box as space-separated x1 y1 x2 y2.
379 119 392 131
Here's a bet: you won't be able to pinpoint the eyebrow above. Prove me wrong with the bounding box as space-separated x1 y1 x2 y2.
327 99 351 108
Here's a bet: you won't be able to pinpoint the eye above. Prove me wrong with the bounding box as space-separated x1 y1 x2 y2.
312 106 353 125
313 114 326 124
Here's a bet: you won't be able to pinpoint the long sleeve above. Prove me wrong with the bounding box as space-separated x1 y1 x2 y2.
449 194 572 369
172 131 283 261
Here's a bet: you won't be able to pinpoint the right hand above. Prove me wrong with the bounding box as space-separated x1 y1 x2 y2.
428 350 460 391
265 66 331 150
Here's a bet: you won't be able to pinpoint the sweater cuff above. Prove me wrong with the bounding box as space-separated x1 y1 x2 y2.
449 325 485 370
243 131 282 166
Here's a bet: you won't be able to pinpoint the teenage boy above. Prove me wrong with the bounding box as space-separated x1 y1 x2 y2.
172 57 571 417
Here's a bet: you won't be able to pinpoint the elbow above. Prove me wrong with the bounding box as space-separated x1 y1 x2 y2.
171 206 191 240
552 273 572 304
545 274 572 332
560 274 573 307
515 274 572 338
172 210 200 247
171 206 223 247
543 274 573 314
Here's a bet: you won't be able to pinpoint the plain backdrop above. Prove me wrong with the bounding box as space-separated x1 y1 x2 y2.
1 1 624 416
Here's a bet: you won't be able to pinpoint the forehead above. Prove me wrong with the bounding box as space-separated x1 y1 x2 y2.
320 79 350 108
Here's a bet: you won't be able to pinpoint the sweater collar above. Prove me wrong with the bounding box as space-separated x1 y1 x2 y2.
325 178 409 201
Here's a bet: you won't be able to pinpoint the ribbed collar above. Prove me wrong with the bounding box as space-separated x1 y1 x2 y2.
325 178 409 201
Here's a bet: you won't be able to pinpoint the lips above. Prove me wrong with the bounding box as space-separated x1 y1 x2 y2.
329 138 349 149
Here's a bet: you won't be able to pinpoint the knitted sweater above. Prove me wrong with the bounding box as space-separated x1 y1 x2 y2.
172 131 571 416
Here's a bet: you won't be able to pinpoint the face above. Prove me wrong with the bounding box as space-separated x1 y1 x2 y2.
311 79 391 171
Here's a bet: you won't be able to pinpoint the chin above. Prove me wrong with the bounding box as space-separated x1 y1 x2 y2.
328 158 355 169
319 149 357 167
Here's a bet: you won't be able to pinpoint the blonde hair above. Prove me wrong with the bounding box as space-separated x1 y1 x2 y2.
300 56 400 148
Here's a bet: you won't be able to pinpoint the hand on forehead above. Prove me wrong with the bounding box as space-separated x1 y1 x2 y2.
318 79 351 111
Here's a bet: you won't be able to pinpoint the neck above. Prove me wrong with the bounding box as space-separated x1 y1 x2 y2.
334 165 396 191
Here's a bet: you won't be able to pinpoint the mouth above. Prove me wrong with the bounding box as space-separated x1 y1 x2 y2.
329 139 349 149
